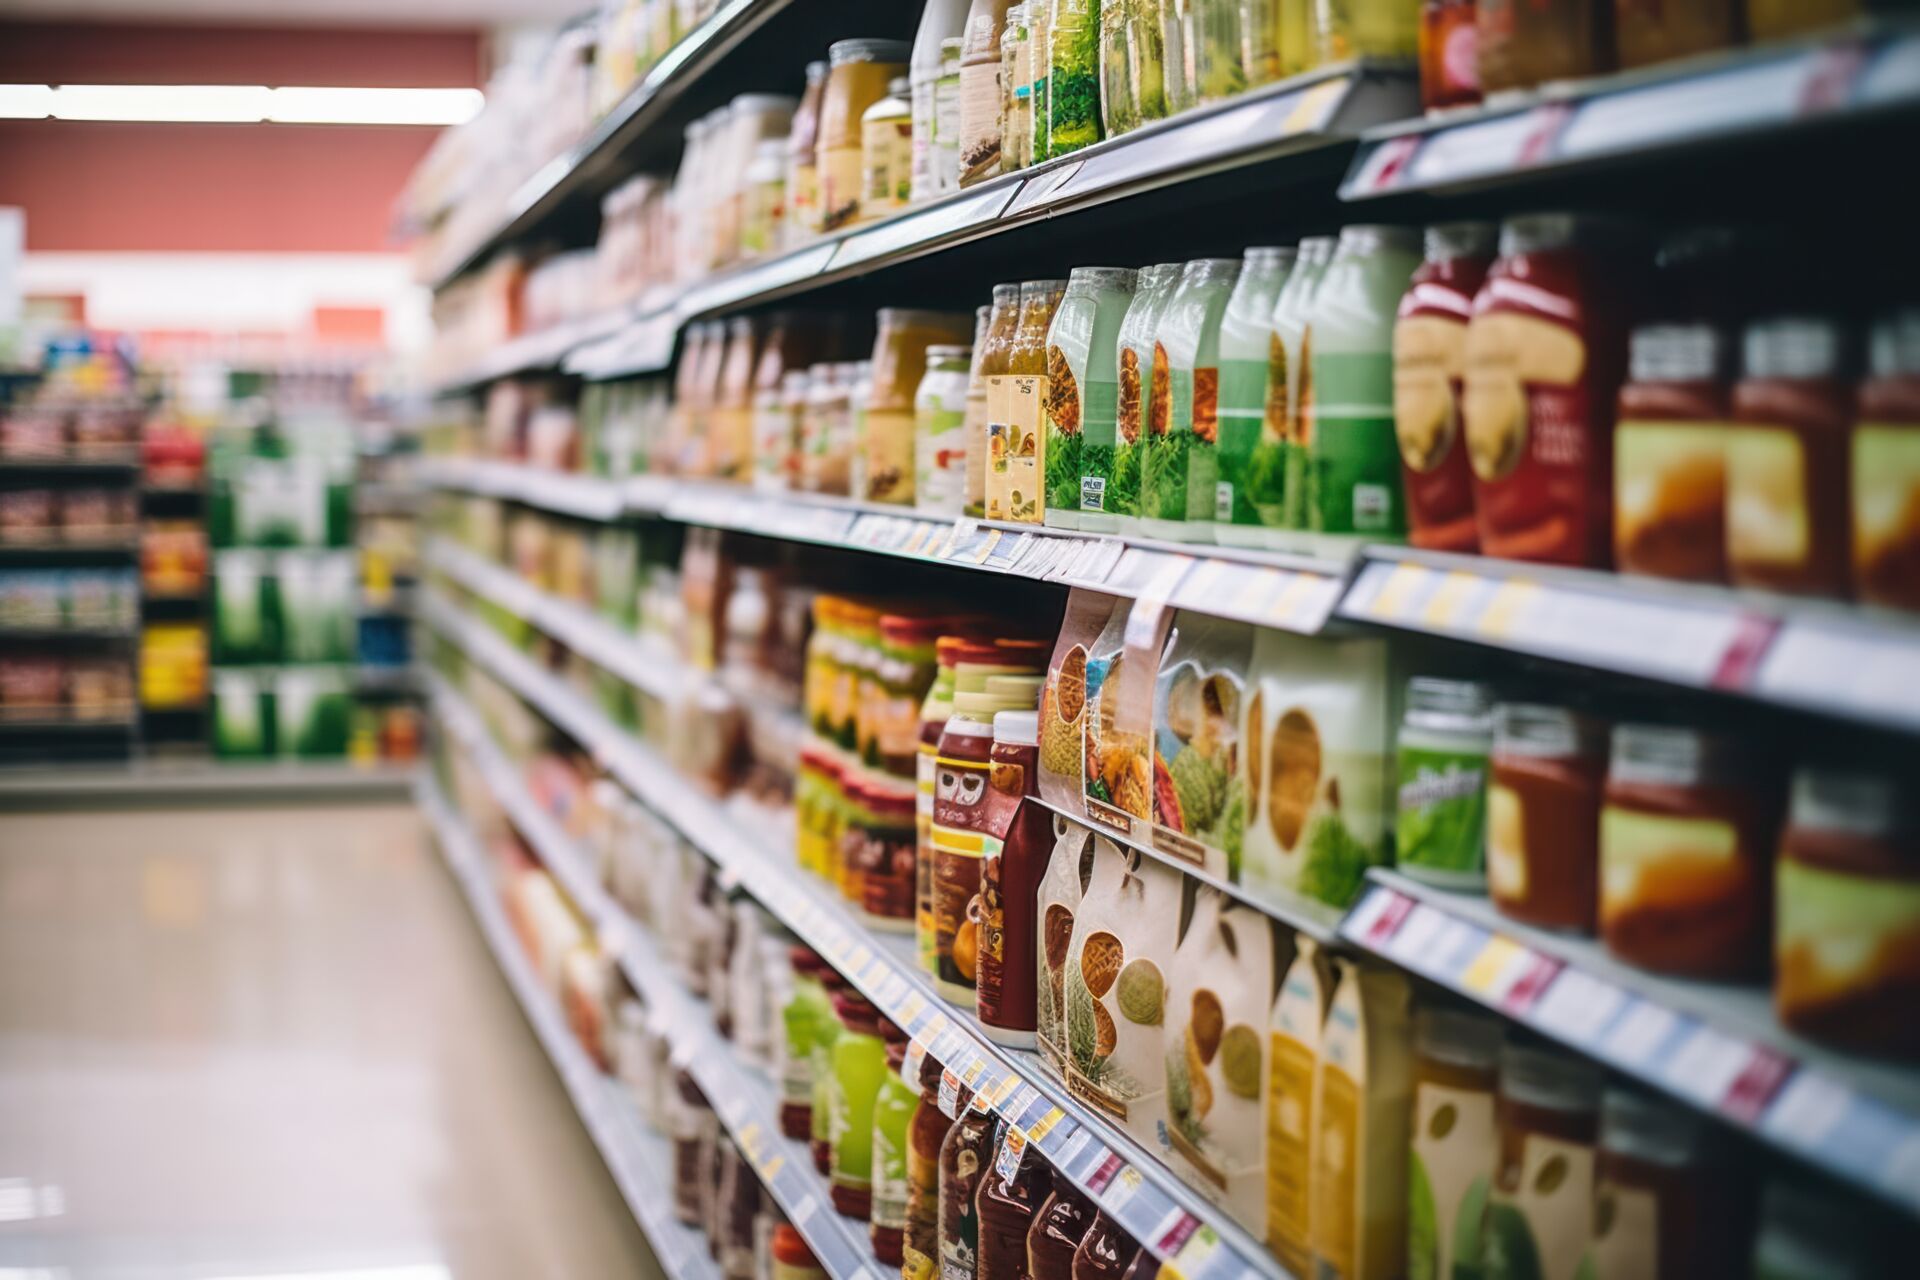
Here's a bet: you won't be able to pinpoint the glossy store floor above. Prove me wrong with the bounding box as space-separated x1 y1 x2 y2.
0 802 665 1280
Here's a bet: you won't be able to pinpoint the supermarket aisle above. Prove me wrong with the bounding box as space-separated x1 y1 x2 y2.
0 802 665 1280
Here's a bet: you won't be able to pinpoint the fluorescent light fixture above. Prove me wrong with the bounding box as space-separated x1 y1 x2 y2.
0 84 483 126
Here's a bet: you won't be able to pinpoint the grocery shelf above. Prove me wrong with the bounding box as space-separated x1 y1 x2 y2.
419 777 723 1280
419 456 627 521
0 541 139 562
0 456 142 476
0 625 137 642
1341 19 1920 200
0 759 417 808
431 307 629 396
421 587 1290 1280
1343 870 1920 1217
1337 547 1920 734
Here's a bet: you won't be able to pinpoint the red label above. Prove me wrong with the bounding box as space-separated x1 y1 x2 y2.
1721 1045 1794 1125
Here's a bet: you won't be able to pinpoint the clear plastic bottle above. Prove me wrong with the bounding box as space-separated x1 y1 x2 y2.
1002 5 1035 174
1141 256 1242 541
959 0 1017 186
1189 0 1250 103
970 285 1023 517
1102 262 1183 533
1044 265 1139 530
861 77 914 223
912 0 972 202
1047 0 1104 157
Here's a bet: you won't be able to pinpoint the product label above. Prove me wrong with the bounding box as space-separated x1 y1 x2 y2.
1727 423 1810 571
1615 419 1728 577
820 143 864 233
1311 1063 1361 1276
1851 422 1920 606
1396 744 1489 879
1598 806 1740 923
918 393 967 512
964 384 990 516
864 407 917 504
787 158 820 239
1102 344 1148 518
933 70 963 197
1080 475 1106 511
958 61 1004 186
1044 342 1085 515
1265 1030 1315 1272
987 373 1045 522
1492 1132 1596 1280
1215 357 1271 527
1144 364 1194 521
862 116 912 212
1586 1179 1658 1280
1486 781 1527 902
1394 313 1468 475
1309 350 1403 534
874 1124 911 1230
931 820 991 997
1409 1080 1496 1280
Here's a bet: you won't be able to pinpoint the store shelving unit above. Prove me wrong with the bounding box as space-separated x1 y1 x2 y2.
0 759 417 807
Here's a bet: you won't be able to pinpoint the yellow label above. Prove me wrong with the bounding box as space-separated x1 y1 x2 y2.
1266 1031 1316 1272
986 374 1046 522
1727 423 1809 569
863 408 917 503
1852 422 1920 600
1614 419 1727 567
819 143 864 233
1599 805 1739 919
1486 782 1526 902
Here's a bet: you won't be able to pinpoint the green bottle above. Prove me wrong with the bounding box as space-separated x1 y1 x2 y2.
1213 244 1297 547
870 1037 921 1261
826 991 887 1220
1141 256 1242 541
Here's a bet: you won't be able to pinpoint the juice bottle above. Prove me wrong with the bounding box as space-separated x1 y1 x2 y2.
972 284 1023 517
1045 266 1139 530
827 991 887 1219
779 947 832 1140
871 1029 920 1264
1142 256 1243 542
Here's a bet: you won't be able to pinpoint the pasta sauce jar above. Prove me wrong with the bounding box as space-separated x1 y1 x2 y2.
1488 702 1608 933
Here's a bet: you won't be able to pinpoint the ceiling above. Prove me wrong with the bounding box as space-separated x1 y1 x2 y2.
0 0 581 26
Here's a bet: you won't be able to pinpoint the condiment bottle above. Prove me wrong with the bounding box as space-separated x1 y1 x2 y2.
1115 1248 1154 1280
1395 220 1497 552
771 1223 827 1280
959 0 1017 186
917 635 967 973
1727 316 1854 595
988 279 1069 523
1071 1212 1134 1280
1492 1043 1603 1280
1102 262 1182 534
1395 676 1495 888
1027 1168 1094 1278
1476 0 1612 96
1488 702 1608 933
1419 0 1483 110
1141 256 1242 542
938 1088 997 1280
820 40 910 233
917 343 977 516
1854 308 1920 610
828 990 887 1219
977 1114 1046 1278
1268 235 1337 537
779 946 833 1139
1614 0 1739 69
1411 1006 1503 1280
872 1028 920 1264
912 0 972 202
711 316 759 481
810 966 848 1172
1614 322 1732 581
864 308 975 504
971 284 1023 517
1600 723 1776 979
905 1050 957 1279
978 709 1051 1048
861 76 914 224
784 61 829 247
1589 1087 1737 1278
1775 766 1920 1060
931 716 999 1007
1465 214 1633 567
1211 245 1298 545
851 774 919 929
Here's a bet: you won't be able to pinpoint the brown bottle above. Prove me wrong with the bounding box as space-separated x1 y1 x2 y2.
904 1052 956 1280
976 1115 1046 1279
1071 1212 1134 1280
938 1088 996 1280
1026 1169 1093 1278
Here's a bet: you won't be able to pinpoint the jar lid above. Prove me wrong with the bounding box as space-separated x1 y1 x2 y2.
985 673 1045 699
1068 265 1140 289
941 35 964 56
940 715 997 740
805 60 829 82
1426 220 1497 262
1629 323 1724 383
1020 278 1070 298
1499 1042 1602 1113
1415 1006 1503 1071
995 709 1039 746
953 689 1013 716
867 778 916 816
1338 224 1419 254
888 75 910 96
1743 316 1845 380
1789 766 1908 839
772 1224 820 1267
1600 1086 1707 1167
829 37 910 65
1609 721 1733 787
927 344 973 361
1495 702 1604 759
1870 308 1920 378
1406 676 1494 722
1241 245 1296 269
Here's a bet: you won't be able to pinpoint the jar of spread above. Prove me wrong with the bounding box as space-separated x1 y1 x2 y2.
1615 322 1732 582
1589 1087 1735 1279
1411 1006 1503 1280
861 76 913 224
1396 221 1498 552
1746 0 1861 42
917 343 976 516
772 1223 827 1280
972 284 1023 517
785 61 829 245
1600 723 1776 978
1489 702 1609 933
711 316 759 481
1492 1043 1603 1280
905 1050 955 1279
1465 214 1633 567
932 716 998 1007
1776 766 1920 1059
1613 0 1739 69
852 775 919 931
828 990 887 1219
938 1087 997 1280
821 40 910 234
1420 0 1483 110
1397 676 1495 888
1027 1168 1094 1278
1852 308 1920 610
872 1030 920 1265
976 1113 1046 1278
959 0 1016 185
978 709 1051 1048
1477 0 1612 96
1071 1212 1135 1280
865 308 975 505
1728 316 1854 596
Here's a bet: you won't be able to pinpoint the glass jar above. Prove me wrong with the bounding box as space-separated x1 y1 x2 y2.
710 316 759 481
865 309 975 505
1396 220 1497 552
1615 0 1739 69
1775 767 1920 1060
1190 0 1250 103
1045 266 1140 530
1477 0 1611 96
862 75 914 224
935 36 967 196
786 60 829 245
718 1136 760 1279
904 1050 956 1278
971 284 1023 517
741 138 788 260
1098 1 1159 137
852 775 920 931
1614 322 1732 582
1029 1 1054 162
916 344 977 515
937 1089 996 1280
1589 1087 1733 1278
913 0 972 201
1045 0 1104 156
1488 702 1607 932
1420 0 1483 110
960 0 1017 185
871 1032 920 1264
1396 676 1494 888
1493 1044 1603 1280
821 39 911 233
1411 1006 1502 1280
836 776 882 907
670 1070 716 1226
931 715 999 1007
987 278 1069 523
1854 308 1920 610
1002 4 1035 173
1600 723 1776 978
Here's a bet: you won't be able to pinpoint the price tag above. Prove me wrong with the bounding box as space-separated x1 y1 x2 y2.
903 1039 929 1088
1085 1150 1125 1194
898 992 928 1025
1367 562 1430 620
1342 885 1412 946
1027 1105 1066 1146
1661 1024 1751 1108
790 1194 818 1226
1531 968 1627 1047
1762 1070 1848 1151
981 1073 1021 1110
1478 578 1542 640
1421 571 1482 628
961 1056 987 1087
1266 571 1324 627
938 1068 962 1118
1460 934 1527 997
1720 1044 1793 1126
994 1124 1029 1184
1104 1163 1145 1212
1603 1001 1679 1068
1384 903 1447 967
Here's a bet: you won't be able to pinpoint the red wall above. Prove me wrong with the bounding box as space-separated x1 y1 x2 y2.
0 20 484 254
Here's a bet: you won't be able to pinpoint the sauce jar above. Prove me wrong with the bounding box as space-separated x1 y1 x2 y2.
1589 1087 1738 1279
820 40 910 233
711 316 759 481
1477 0 1613 96
784 61 829 246
1727 316 1854 596
851 775 919 932
1852 308 1920 610
1489 702 1609 933
1614 320 1732 582
864 308 975 505
1613 0 1740 70
1412 1007 1503 1280
1420 0 1483 110
1600 723 1776 978
1395 676 1495 889
931 715 998 1007
977 708 1051 1049
861 75 913 224
772 1223 827 1280
1775 766 1920 1060
1396 221 1498 552
1492 1043 1603 1280
1465 214 1633 567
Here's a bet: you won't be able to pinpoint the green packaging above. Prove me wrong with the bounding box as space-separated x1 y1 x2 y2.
1045 265 1138 530
1046 0 1104 157
1270 235 1337 539
1395 678 1494 889
1142 257 1241 541
1092 262 1180 532
1214 245 1297 547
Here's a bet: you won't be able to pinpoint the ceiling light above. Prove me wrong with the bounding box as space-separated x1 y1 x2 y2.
268 87 483 126
0 84 483 126
0 84 55 119
54 84 273 122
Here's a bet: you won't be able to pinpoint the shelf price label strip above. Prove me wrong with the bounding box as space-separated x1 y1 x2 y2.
1340 884 1920 1213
